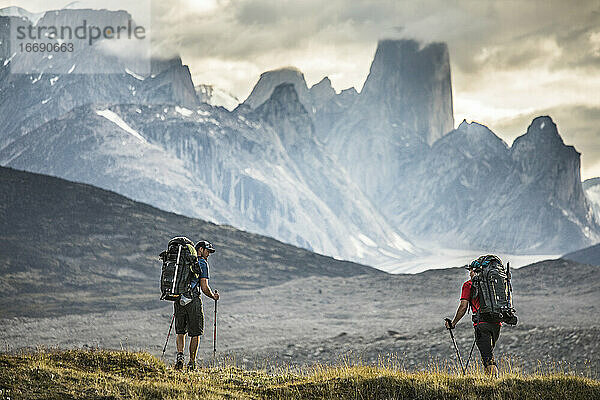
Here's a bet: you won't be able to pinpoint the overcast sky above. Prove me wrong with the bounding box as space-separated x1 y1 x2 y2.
5 0 600 179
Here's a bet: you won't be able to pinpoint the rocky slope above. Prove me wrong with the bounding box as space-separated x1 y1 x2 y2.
324 40 454 205
0 166 383 318
562 242 600 266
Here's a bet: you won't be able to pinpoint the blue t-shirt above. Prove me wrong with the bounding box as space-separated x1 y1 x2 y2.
190 258 210 293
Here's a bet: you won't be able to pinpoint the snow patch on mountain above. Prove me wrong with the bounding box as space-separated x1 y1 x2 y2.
96 109 147 143
196 84 240 111
175 106 193 117
125 68 145 81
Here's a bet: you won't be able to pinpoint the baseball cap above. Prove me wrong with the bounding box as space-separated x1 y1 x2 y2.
195 240 215 253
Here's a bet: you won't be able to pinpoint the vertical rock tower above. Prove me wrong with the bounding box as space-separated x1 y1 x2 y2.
359 39 454 146
326 39 454 205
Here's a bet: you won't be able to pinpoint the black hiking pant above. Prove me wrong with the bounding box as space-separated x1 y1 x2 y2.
474 322 500 367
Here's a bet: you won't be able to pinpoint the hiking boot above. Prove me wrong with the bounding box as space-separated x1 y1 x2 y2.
174 352 184 370
187 360 196 371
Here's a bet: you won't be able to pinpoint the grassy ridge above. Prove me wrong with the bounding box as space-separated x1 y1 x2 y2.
0 350 598 400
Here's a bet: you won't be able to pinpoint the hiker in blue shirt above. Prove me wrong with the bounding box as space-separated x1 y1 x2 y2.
174 240 219 371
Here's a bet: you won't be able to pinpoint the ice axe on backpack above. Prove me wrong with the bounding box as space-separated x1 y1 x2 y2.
444 318 466 375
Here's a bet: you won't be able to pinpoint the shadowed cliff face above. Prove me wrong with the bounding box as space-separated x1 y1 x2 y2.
322 39 454 208
252 83 315 149
358 39 454 146
242 67 312 111
511 116 586 210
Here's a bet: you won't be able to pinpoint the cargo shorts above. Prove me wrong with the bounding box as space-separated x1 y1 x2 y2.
174 295 204 337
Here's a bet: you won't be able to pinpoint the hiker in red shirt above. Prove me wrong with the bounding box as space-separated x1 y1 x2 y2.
445 260 501 376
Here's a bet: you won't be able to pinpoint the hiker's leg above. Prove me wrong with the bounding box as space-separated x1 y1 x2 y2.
174 301 188 353
186 296 204 361
176 334 185 353
189 336 199 360
475 323 497 374
486 324 501 376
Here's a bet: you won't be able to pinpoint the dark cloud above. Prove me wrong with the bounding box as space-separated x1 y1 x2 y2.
234 0 282 25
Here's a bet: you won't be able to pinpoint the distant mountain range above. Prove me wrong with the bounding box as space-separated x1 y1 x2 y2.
0 7 598 270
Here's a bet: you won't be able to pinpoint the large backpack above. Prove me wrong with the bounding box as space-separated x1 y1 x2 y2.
470 255 518 325
158 237 197 301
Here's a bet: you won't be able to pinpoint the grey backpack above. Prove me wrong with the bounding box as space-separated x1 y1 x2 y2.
470 255 518 325
158 237 197 301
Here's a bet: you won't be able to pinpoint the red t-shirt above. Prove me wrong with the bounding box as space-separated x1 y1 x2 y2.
461 280 501 326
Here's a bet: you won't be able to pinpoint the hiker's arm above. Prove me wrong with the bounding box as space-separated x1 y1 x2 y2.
449 300 469 328
200 278 219 300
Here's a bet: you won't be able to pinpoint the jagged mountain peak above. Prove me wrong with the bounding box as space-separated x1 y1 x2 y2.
253 83 311 124
511 116 577 164
310 76 336 108
358 38 454 145
510 116 590 219
455 120 506 143
340 87 358 96
337 87 358 106
435 119 508 155
244 67 311 110
252 83 314 149
311 76 333 90
310 76 335 94
520 116 565 147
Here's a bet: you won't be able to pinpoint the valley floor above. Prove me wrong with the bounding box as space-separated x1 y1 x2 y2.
2 266 598 378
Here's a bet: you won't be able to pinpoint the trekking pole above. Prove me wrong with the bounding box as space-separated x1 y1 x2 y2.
464 337 477 373
213 291 218 366
444 318 466 375
161 313 175 360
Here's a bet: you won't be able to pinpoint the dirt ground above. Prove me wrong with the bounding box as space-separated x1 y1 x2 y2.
2 260 598 377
